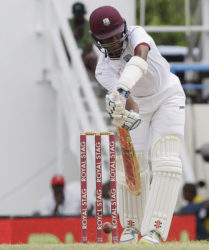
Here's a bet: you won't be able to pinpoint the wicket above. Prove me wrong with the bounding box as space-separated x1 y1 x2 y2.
80 131 118 243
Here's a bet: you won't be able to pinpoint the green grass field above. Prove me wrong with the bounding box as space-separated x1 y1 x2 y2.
0 242 209 250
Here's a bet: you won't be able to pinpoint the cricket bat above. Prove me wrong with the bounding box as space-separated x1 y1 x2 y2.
117 126 141 195
109 90 141 195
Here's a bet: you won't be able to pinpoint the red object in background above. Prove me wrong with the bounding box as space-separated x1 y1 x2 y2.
51 175 65 186
0 215 196 244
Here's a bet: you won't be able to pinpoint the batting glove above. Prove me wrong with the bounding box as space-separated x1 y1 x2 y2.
112 110 141 130
105 91 126 116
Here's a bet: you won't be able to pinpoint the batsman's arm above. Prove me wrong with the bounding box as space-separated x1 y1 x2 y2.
134 44 149 60
117 44 149 94
125 96 139 113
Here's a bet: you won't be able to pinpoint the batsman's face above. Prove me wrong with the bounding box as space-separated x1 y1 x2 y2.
100 33 124 58
100 34 123 49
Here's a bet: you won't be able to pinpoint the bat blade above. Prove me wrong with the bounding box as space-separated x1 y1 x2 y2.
117 127 141 195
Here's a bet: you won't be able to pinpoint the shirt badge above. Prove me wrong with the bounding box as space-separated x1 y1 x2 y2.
123 54 132 62
103 18 110 26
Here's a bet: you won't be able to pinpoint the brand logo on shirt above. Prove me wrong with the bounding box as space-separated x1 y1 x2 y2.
103 18 110 26
123 54 132 62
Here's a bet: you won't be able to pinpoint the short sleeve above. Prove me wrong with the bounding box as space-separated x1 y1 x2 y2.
129 26 152 51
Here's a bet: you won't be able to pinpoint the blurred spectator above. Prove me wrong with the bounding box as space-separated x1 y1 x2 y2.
195 181 207 202
102 181 111 216
196 143 209 162
68 2 97 75
178 183 209 240
40 174 81 216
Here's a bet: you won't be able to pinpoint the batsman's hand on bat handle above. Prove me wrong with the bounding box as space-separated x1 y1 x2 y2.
112 111 141 130
105 90 126 117
106 90 141 131
106 55 148 129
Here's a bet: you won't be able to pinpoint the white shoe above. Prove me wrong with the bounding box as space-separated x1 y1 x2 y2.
120 227 139 243
139 230 161 245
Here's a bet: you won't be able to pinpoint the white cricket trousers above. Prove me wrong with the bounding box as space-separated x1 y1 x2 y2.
130 73 186 156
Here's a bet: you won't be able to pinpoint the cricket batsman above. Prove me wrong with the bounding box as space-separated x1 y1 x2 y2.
89 6 185 245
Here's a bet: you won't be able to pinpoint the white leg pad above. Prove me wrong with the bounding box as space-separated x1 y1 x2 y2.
117 153 150 231
141 135 182 241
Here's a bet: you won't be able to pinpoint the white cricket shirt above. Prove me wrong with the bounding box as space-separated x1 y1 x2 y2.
95 26 171 97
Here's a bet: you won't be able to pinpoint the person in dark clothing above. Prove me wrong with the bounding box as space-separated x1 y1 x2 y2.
178 183 209 240
68 2 97 74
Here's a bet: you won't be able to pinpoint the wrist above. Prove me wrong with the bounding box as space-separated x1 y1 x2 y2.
117 88 130 99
